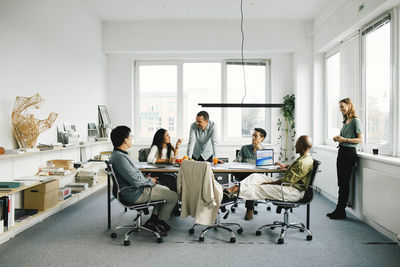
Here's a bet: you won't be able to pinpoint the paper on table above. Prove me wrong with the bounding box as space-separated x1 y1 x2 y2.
228 164 255 169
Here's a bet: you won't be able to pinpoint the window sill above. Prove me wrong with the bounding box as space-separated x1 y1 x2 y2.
313 145 400 167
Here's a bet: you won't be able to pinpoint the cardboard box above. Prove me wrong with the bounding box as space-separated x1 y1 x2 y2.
24 179 59 211
48 160 74 170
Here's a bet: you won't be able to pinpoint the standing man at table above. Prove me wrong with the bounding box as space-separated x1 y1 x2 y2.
187 111 223 163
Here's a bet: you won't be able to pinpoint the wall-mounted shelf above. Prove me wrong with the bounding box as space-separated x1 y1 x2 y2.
0 141 111 161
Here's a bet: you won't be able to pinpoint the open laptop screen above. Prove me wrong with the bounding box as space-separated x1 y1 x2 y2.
256 149 274 166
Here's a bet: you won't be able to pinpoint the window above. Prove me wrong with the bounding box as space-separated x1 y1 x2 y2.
226 62 268 138
183 63 221 139
137 64 177 138
134 60 270 143
362 15 392 148
325 52 341 143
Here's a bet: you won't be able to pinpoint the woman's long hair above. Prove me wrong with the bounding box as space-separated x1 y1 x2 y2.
151 128 174 159
339 98 358 123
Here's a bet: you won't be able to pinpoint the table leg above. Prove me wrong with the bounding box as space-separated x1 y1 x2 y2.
306 203 310 229
107 174 111 229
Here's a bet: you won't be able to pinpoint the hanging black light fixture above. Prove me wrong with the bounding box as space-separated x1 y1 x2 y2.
199 0 283 109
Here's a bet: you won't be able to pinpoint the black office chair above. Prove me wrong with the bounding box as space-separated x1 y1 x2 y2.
256 159 321 244
138 147 151 162
189 193 243 243
105 161 166 246
179 160 243 243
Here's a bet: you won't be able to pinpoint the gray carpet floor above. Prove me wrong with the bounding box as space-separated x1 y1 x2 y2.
0 189 399 267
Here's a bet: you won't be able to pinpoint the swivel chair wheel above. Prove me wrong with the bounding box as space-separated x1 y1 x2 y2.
199 236 205 242
299 229 304 232
157 237 163 243
237 228 243 234
306 235 312 241
277 238 284 244
270 227 275 230
110 232 117 238
253 210 258 215
188 228 195 235
124 240 130 246
230 207 236 213
230 237 236 243
267 206 271 211
256 230 262 236
290 208 293 213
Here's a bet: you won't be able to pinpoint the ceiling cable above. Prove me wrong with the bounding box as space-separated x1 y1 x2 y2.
240 0 247 104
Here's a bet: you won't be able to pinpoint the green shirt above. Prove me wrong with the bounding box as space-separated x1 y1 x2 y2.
281 153 313 191
340 118 362 148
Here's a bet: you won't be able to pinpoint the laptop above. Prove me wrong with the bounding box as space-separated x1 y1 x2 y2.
255 149 277 169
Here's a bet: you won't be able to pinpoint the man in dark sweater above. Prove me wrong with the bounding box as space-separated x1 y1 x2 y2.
109 126 178 236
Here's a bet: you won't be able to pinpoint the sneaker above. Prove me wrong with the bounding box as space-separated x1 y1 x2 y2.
244 209 253 220
144 220 168 236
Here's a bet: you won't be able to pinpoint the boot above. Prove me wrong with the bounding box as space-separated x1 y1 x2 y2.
244 209 253 220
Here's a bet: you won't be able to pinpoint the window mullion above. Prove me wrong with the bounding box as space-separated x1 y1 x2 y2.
221 61 227 142
177 62 183 140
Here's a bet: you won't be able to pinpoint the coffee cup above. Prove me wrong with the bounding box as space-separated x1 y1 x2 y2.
372 148 378 155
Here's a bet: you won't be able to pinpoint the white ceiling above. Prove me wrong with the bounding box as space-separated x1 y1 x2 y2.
83 0 331 21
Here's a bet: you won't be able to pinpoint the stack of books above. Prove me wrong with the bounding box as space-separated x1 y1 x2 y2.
75 171 97 187
38 167 71 176
66 183 88 193
36 144 54 151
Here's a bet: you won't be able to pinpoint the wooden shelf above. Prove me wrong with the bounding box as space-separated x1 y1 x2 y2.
0 179 106 245
0 141 111 161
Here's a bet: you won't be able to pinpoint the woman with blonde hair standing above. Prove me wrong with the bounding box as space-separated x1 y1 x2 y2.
328 98 363 219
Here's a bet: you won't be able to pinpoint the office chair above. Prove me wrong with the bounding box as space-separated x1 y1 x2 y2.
190 191 243 243
105 161 166 246
138 147 151 162
178 160 243 243
256 159 320 244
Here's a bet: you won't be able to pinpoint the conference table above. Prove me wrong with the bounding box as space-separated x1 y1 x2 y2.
106 162 303 230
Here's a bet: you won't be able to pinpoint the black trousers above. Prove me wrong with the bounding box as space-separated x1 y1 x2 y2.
233 172 254 210
336 146 357 210
193 155 213 163
156 173 177 192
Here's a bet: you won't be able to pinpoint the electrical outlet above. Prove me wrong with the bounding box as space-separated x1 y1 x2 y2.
359 4 364 12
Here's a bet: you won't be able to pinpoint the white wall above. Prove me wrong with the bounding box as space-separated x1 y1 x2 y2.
313 0 400 52
103 20 308 54
104 19 307 163
0 0 106 149
311 0 400 241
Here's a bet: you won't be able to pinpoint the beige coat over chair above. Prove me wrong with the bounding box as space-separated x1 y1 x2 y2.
177 160 223 226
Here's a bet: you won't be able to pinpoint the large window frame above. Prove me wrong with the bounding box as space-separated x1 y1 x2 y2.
324 11 399 157
133 60 271 145
324 49 341 146
361 12 394 155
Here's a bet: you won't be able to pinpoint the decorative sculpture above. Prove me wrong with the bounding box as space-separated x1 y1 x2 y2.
11 93 58 148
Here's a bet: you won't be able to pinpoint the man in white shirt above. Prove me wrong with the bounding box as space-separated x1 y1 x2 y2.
187 111 222 163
